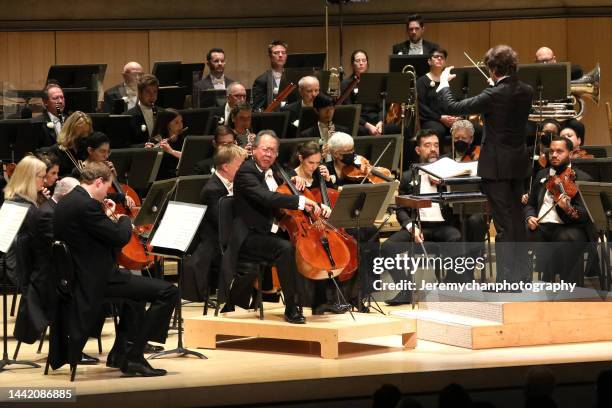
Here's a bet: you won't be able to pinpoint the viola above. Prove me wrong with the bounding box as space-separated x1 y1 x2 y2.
544 166 580 220
341 155 394 184
461 145 481 162
275 164 351 280
309 167 359 282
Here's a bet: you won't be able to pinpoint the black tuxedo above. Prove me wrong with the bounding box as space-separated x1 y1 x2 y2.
252 69 276 111
438 76 534 282
193 74 234 93
126 104 152 145
12 198 55 344
282 101 302 138
103 83 128 113
182 174 228 301
51 186 177 367
220 159 302 306
32 111 65 148
392 39 439 56
524 167 596 283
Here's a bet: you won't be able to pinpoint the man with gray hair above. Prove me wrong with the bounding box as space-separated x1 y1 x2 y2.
223 82 247 124
283 76 320 137
52 177 80 202
224 130 321 324
103 61 144 113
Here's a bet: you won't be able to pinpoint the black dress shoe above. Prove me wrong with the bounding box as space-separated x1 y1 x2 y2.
80 352 100 365
143 343 164 354
284 305 306 324
385 291 412 306
312 302 351 315
120 356 167 377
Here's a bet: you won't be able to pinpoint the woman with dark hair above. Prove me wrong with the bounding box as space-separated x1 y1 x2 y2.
341 49 384 136
146 108 186 180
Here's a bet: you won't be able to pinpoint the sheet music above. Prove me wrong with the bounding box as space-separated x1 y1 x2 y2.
150 201 206 252
0 201 31 253
420 157 478 179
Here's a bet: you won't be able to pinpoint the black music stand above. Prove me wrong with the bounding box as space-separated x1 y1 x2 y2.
328 183 394 314
357 73 388 131
0 201 40 371
109 148 163 190
152 61 182 87
573 158 612 183
518 63 570 101
277 137 317 167
387 72 417 174
146 200 207 360
179 107 222 135
353 135 401 173
0 119 41 163
388 55 429 77
157 86 188 110
176 136 214 176
285 53 326 69
47 64 106 92
576 181 612 291
449 67 489 100
198 89 226 109
297 104 361 136
251 111 290 139
89 114 134 149
179 63 205 94
133 178 177 227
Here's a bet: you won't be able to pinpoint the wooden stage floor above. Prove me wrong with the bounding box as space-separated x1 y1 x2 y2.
1 298 611 407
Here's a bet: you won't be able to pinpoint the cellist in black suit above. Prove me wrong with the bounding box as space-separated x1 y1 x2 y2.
222 130 322 324
52 162 178 377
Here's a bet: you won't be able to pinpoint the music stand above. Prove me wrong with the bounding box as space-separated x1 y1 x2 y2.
109 148 163 190
146 200 207 360
277 137 317 167
388 55 429 77
157 86 188 110
577 181 612 291
47 64 107 92
198 89 226 109
152 61 182 87
133 178 177 227
0 201 40 371
90 114 134 149
386 72 417 173
518 63 570 101
353 135 401 173
179 107 221 136
449 67 489 99
328 183 394 314
251 111 290 139
175 175 212 204
179 63 205 94
573 158 612 182
0 119 42 163
176 136 215 177
356 73 388 128
285 53 326 69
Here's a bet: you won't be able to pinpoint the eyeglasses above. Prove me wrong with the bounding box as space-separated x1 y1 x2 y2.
431 55 446 60
260 147 278 156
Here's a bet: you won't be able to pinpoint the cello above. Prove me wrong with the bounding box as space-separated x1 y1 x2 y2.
274 163 351 280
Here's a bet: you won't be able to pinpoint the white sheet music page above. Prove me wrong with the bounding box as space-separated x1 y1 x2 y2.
420 157 478 179
0 201 31 253
150 201 206 252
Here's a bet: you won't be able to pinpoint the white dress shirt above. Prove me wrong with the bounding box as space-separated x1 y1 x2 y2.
139 101 154 137
256 164 306 233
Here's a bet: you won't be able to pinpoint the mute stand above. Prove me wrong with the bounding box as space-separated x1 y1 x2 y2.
0 201 40 371
328 183 394 315
146 200 207 360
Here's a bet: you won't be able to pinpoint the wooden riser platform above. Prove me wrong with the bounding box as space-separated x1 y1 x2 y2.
184 307 417 359
393 297 612 349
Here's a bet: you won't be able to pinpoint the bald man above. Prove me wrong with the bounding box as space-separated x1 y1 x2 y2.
103 61 144 113
282 76 320 137
534 46 583 80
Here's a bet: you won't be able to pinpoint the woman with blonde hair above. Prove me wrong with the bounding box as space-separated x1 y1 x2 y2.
48 111 92 177
4 155 47 206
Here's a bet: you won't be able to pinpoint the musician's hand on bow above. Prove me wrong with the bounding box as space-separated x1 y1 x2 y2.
440 66 456 83
375 121 384 134
125 195 136 209
318 165 331 182
411 225 424 243
291 176 307 191
103 199 117 218
321 204 332 219
365 122 381 136
41 187 51 199
521 194 529 205
527 216 539 231
304 198 321 217
428 175 441 186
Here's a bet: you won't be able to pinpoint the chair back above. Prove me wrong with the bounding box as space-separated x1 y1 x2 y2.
52 241 74 296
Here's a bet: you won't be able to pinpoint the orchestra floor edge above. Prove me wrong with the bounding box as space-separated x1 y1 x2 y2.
2 298 612 407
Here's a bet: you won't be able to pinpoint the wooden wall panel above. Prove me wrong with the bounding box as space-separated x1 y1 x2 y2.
55 31 149 90
490 18 568 65
0 32 55 90
334 24 404 73
567 17 612 145
427 21 490 67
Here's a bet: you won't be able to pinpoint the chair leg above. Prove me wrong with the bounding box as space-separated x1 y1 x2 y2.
10 290 18 316
203 294 209 316
70 364 77 382
44 357 50 375
97 337 103 354
12 341 21 360
256 270 264 320
36 327 47 354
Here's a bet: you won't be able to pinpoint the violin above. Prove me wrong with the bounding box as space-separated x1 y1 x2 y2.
544 166 580 220
275 164 351 280
341 155 394 184
309 166 358 282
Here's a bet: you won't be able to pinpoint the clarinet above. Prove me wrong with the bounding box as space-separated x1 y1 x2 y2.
56 102 64 125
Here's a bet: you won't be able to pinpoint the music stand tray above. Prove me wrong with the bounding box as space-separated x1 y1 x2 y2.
388 55 429 77
285 53 326 69
109 148 163 189
357 73 388 105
